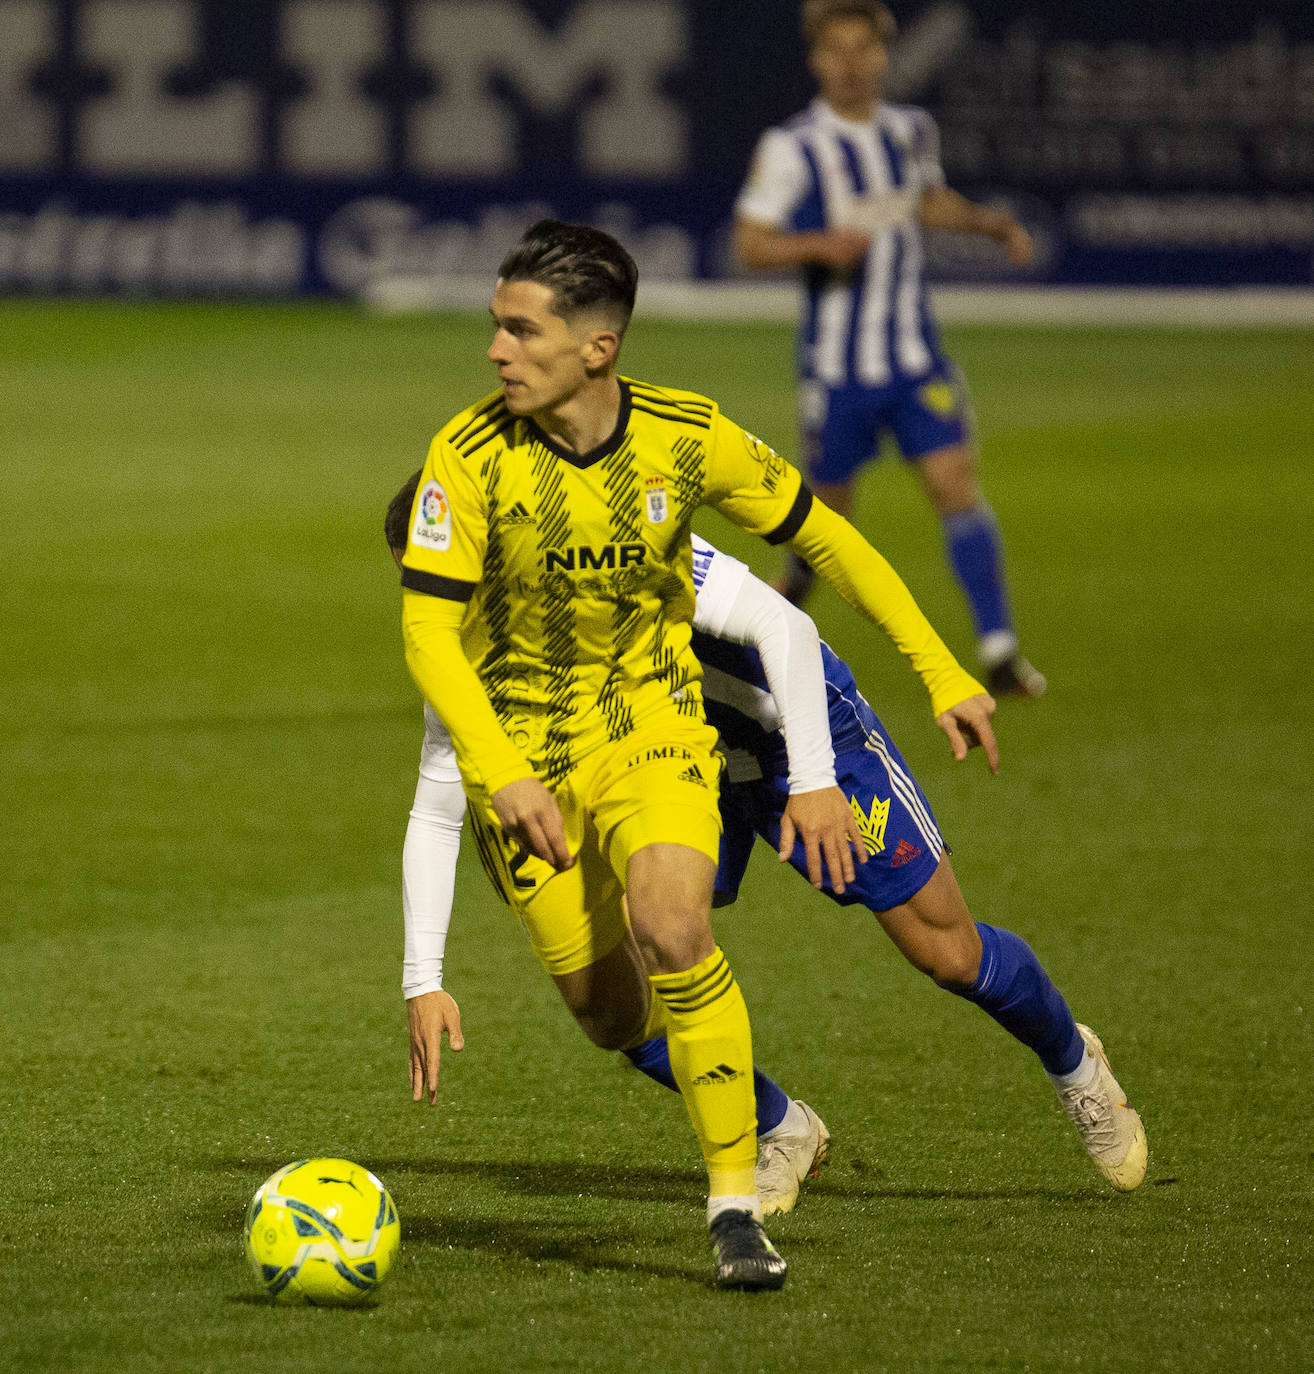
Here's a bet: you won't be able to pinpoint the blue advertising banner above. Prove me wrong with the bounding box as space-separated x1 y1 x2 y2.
2 0 1312 294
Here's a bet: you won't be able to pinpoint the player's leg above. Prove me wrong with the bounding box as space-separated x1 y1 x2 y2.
705 778 829 1215
624 841 754 1196
625 840 784 1288
877 856 1147 1190
619 999 796 1139
759 715 1144 1190
594 728 784 1287
485 800 798 1147
873 853 1081 1072
894 367 1044 697
548 929 802 1152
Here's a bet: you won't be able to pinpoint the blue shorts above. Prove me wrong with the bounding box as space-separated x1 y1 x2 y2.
713 722 945 914
802 362 970 485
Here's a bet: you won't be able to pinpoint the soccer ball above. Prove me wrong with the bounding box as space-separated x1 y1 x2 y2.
244 1158 400 1305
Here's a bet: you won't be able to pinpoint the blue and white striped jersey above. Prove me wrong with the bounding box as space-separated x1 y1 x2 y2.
737 98 947 389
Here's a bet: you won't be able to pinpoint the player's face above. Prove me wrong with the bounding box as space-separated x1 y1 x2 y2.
488 279 596 416
809 17 888 115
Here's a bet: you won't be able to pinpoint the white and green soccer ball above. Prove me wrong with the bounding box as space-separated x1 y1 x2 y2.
244 1158 400 1305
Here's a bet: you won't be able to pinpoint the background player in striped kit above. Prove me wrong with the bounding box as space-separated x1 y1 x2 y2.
734 0 1045 699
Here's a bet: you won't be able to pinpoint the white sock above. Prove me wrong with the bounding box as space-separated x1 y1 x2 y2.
707 1194 762 1226
760 1098 808 1140
979 629 1019 668
1048 1046 1098 1092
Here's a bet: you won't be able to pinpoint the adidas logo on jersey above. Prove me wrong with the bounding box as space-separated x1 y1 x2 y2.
677 763 708 787
501 500 536 527
691 1063 743 1086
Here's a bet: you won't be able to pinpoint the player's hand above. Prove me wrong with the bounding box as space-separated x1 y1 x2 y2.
1001 221 1035 266
936 693 1000 774
778 786 868 896
817 229 871 269
491 777 574 871
407 989 464 1105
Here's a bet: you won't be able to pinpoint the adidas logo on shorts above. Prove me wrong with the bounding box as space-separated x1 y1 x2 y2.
677 763 708 787
891 838 923 867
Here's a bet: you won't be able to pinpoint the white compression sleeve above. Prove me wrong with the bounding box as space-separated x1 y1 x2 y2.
402 772 467 999
709 568 837 794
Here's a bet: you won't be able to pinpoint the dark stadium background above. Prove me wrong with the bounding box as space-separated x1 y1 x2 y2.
5 0 1314 292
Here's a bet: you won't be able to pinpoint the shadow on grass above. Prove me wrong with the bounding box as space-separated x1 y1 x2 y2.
210 1153 1100 1208
401 1212 703 1283
811 1180 1111 1205
225 1293 383 1310
210 1155 705 1203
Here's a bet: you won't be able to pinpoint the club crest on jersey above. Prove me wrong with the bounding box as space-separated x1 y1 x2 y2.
644 476 668 524
849 792 890 856
413 479 452 552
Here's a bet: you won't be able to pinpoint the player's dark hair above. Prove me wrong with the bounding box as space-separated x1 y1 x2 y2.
386 468 423 552
802 0 897 47
497 219 638 335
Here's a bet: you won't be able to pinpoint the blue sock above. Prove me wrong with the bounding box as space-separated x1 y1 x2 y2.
952 923 1084 1076
623 1036 791 1135
942 504 1012 641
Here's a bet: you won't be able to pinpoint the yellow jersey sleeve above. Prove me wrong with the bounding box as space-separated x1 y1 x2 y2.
399 433 488 597
787 501 986 717
401 593 534 795
400 429 532 795
703 411 810 540
704 412 982 717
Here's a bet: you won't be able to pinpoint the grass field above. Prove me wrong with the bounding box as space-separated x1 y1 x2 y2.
2 300 1311 1372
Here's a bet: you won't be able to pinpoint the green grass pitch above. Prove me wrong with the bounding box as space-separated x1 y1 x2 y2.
1 300 1311 1372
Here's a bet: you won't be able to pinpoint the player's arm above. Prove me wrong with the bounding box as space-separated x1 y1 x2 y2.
707 420 998 771
909 108 1032 265
785 499 998 772
692 541 866 892
917 186 1033 265
734 216 871 272
401 444 571 868
402 764 466 1105
732 128 869 272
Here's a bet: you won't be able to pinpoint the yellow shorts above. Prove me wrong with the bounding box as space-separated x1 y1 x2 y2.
467 716 724 976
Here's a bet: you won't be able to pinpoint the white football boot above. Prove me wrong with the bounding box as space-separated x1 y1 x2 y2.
755 1101 830 1215
1055 1024 1148 1191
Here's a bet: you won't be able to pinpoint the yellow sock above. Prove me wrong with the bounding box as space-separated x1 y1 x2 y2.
650 947 758 1198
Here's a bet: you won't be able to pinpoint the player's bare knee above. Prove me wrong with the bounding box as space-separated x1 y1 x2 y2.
920 448 979 514
630 910 714 976
927 932 984 990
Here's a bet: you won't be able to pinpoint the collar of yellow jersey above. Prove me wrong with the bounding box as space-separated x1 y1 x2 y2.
527 380 633 469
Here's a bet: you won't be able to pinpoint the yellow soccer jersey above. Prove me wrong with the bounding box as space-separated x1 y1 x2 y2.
401 377 809 790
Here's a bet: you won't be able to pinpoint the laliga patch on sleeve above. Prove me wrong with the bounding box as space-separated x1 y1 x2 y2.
412 479 453 551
